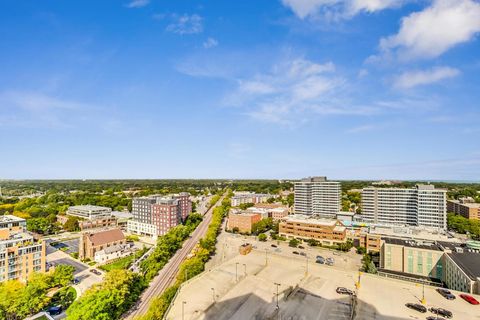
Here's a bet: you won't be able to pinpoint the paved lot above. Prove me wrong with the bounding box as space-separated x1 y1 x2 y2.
168 244 480 320
50 238 79 255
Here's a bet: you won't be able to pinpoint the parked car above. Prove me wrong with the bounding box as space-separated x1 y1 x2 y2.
292 251 299 255
460 294 480 305
336 287 354 295
90 269 102 276
316 257 325 264
405 303 427 313
299 252 306 256
72 278 80 285
298 245 305 249
426 317 445 320
47 306 62 315
271 244 278 248
436 288 455 300
429 307 452 318
326 257 334 265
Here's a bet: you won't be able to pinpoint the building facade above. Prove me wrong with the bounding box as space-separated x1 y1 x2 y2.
127 220 158 238
226 211 262 233
294 177 341 218
447 198 480 220
279 215 346 246
66 205 112 220
362 185 447 229
0 215 46 283
444 252 480 294
79 228 126 260
231 194 271 207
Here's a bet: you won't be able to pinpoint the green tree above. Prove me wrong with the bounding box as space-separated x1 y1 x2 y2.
63 216 81 232
258 233 267 242
289 239 300 247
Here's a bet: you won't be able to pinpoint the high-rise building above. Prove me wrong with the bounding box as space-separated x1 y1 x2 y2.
362 185 447 229
129 193 192 237
294 177 341 218
0 215 46 283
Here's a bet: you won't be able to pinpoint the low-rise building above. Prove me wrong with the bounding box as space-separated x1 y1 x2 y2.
94 243 134 264
66 205 112 220
226 211 262 234
127 220 158 238
0 215 46 283
231 193 272 207
447 198 480 220
79 228 126 261
279 215 347 246
444 251 480 294
355 232 382 253
246 203 289 220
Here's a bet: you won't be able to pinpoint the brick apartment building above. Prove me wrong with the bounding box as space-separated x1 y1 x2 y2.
279 215 347 246
227 211 262 234
447 197 480 220
79 228 126 260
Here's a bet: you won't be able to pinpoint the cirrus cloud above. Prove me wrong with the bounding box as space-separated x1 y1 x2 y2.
393 66 460 89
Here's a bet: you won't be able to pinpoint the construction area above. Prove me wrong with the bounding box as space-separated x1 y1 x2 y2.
166 246 480 320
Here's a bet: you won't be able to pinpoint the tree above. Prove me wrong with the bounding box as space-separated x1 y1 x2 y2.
356 246 367 255
289 239 300 247
63 216 80 232
258 233 267 242
51 264 75 287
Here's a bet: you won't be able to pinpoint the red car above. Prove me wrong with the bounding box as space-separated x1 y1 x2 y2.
460 294 479 305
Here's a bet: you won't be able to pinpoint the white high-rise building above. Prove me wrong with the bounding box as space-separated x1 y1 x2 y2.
294 177 341 218
362 185 447 229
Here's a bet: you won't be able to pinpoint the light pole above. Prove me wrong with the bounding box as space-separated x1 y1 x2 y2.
182 301 186 320
243 263 247 277
265 248 268 266
305 256 309 276
235 262 239 281
421 281 426 305
274 282 281 309
211 287 215 302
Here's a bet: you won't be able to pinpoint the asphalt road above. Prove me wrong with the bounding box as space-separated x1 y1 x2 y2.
124 195 224 319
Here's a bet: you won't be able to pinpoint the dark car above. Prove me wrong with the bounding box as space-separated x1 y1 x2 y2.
460 294 479 305
271 244 278 248
429 307 452 318
426 317 445 320
436 288 455 300
299 252 306 256
72 278 80 285
47 306 62 315
90 269 102 276
336 287 354 295
405 303 427 313
316 257 325 264
292 251 299 255
298 245 305 249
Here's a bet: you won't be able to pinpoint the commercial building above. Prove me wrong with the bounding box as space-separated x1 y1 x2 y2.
0 215 46 283
294 177 341 218
379 238 445 285
447 197 480 220
362 185 447 229
231 193 271 207
66 205 112 220
129 193 192 237
79 228 126 260
354 232 382 253
246 203 289 220
226 211 262 234
279 215 346 246
57 214 118 231
444 251 480 294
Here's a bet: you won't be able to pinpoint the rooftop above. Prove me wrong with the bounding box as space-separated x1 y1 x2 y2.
283 214 345 228
229 210 261 217
0 215 26 223
68 205 112 211
383 237 444 251
85 228 125 246
447 252 480 280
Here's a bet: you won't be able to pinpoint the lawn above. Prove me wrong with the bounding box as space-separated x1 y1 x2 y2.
99 247 149 272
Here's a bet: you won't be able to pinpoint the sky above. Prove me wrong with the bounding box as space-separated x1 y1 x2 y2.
0 0 479 180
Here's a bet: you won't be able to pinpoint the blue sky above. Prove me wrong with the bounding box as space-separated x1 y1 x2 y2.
0 0 479 180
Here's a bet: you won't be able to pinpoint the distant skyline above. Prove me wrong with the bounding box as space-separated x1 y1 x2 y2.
0 0 479 180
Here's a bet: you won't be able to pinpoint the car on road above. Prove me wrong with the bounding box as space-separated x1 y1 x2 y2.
72 278 80 285
429 307 452 318
326 257 334 265
298 245 305 249
316 256 325 264
436 288 455 300
271 244 278 248
47 306 62 315
460 294 479 305
299 252 306 256
336 287 354 295
405 303 427 313
90 269 102 276
292 251 299 255
426 317 445 320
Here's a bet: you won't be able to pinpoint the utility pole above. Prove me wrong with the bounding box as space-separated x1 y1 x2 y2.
421 281 426 305
305 256 309 276
274 283 281 309
235 262 239 281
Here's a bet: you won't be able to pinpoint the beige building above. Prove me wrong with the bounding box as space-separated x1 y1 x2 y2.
79 228 126 260
246 203 289 220
279 215 346 246
444 252 480 294
356 232 382 253
227 211 262 234
447 198 480 220
0 215 46 283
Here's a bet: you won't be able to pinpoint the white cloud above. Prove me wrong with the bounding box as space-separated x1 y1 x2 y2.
393 66 460 89
203 37 219 49
125 0 150 9
166 14 203 35
281 0 407 19
380 0 480 59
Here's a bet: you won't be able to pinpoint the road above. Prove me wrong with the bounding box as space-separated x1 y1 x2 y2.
124 194 223 319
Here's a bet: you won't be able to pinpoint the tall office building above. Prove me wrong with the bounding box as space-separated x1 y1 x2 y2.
294 177 341 218
362 185 447 229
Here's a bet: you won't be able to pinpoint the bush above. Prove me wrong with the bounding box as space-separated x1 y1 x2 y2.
258 233 267 242
289 239 300 247
356 246 366 255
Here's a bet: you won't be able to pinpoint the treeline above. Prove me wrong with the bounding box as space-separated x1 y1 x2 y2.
0 265 75 320
447 213 480 239
64 213 205 320
137 194 231 320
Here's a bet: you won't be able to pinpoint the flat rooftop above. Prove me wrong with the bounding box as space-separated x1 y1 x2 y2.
283 215 343 227
383 237 444 251
0 215 26 223
68 205 111 211
447 252 480 280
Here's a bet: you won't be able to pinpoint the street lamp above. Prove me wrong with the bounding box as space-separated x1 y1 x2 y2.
305 256 309 276
235 262 239 281
265 248 268 266
421 281 426 305
211 287 215 302
274 283 281 309
182 301 186 320
243 263 247 277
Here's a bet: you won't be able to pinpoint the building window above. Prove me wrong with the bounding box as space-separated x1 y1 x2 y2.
417 252 423 274
407 250 413 273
